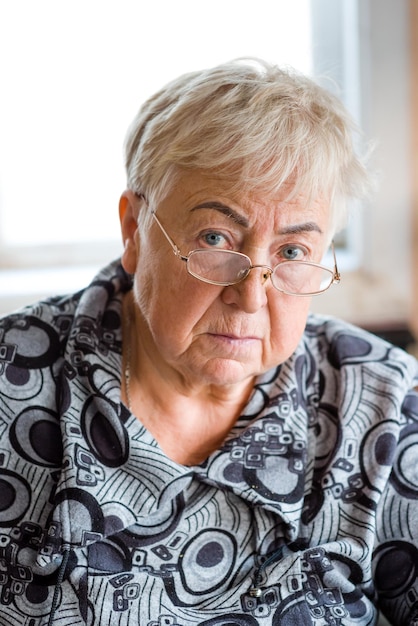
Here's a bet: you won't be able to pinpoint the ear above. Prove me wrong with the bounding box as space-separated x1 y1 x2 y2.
119 190 142 274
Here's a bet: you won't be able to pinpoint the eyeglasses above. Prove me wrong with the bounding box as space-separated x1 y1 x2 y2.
151 211 341 296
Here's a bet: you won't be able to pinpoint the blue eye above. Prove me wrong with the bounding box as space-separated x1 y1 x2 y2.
280 245 306 261
201 232 228 248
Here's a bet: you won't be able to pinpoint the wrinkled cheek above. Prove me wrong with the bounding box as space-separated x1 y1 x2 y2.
132 273 154 313
269 299 312 360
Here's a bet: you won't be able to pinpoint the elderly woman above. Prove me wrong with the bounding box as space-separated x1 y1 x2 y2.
0 59 417 626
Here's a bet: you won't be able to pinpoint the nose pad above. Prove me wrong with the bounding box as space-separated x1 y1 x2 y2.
237 268 250 281
261 268 272 284
242 265 273 285
233 264 273 287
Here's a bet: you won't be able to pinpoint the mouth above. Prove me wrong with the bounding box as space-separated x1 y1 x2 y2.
208 332 260 343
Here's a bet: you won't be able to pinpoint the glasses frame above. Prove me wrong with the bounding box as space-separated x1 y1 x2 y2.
151 210 341 296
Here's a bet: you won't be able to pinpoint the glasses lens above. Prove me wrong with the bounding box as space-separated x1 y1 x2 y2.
272 262 334 295
187 249 250 285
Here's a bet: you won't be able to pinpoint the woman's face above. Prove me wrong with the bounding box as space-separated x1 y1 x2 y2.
120 170 332 391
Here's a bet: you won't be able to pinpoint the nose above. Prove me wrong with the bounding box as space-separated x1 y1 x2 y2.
221 265 271 313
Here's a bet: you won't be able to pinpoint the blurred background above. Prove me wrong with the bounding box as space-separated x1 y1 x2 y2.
0 0 417 356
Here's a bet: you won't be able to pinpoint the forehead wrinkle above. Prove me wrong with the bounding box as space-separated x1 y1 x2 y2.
190 202 249 227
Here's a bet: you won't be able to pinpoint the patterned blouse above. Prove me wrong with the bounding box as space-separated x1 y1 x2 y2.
0 260 417 626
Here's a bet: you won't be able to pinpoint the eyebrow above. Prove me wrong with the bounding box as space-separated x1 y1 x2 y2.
280 222 323 235
190 202 323 235
190 202 249 227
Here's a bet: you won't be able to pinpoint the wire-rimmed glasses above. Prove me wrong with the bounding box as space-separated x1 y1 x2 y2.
152 211 340 296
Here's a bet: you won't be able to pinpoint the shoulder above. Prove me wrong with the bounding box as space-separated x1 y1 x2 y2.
305 313 417 373
0 260 129 382
0 295 81 431
304 315 418 431
0 294 78 370
0 260 130 358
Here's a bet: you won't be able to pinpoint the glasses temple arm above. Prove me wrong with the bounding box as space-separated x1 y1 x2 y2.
331 241 341 283
151 211 187 261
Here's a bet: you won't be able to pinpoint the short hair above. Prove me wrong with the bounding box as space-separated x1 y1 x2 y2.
124 58 372 234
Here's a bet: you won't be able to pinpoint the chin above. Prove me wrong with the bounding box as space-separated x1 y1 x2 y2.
191 358 260 387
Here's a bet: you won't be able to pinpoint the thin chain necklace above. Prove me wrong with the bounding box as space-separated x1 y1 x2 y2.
123 302 133 411
124 349 132 411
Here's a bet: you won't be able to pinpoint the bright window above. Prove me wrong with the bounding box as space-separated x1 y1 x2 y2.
0 0 312 249
0 0 317 313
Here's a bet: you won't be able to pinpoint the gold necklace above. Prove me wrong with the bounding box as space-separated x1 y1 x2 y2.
123 302 132 411
124 346 132 411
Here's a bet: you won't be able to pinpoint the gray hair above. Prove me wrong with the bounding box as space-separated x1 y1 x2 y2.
124 58 372 234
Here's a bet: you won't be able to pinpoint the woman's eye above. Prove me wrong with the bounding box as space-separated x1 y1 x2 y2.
279 245 307 261
200 232 229 248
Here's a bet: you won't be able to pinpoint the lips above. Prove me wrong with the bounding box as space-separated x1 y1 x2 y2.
206 324 261 341
207 332 261 343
